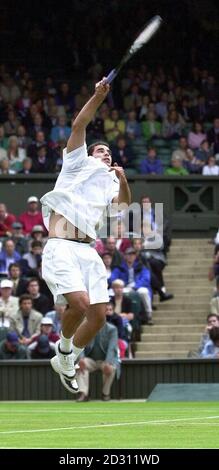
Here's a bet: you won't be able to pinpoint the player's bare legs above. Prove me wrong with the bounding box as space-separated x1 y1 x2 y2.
73 303 107 347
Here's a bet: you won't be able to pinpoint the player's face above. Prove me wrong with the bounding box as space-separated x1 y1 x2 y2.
92 145 112 167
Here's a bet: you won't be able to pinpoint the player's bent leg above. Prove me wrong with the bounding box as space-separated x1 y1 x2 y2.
51 291 90 394
73 303 107 348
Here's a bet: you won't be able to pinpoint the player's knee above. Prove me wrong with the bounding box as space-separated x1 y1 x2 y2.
67 292 90 313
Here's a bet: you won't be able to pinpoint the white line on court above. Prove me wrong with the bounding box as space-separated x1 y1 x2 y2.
1 415 219 435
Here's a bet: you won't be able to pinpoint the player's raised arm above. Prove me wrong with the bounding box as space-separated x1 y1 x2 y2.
67 78 110 153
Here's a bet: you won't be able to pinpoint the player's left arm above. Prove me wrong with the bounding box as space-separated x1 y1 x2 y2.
111 164 131 205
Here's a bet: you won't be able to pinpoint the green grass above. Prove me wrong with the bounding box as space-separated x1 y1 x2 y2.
1 401 219 448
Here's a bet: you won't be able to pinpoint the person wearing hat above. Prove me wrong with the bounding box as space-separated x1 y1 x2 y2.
0 278 19 320
28 334 56 359
0 203 16 237
10 221 29 255
30 316 59 345
0 331 29 359
18 196 45 235
28 224 47 250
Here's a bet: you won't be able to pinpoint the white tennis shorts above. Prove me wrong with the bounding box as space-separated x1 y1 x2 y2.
42 238 109 305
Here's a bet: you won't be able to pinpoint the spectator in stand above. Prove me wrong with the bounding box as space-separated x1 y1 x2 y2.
56 82 74 114
195 139 213 164
31 145 57 173
0 158 15 174
104 109 125 143
29 112 49 140
0 203 16 238
0 279 19 320
50 115 71 144
132 238 173 303
22 240 43 274
102 251 113 286
200 326 219 358
104 237 123 269
0 239 21 276
10 222 29 255
202 156 219 175
10 294 42 345
0 74 21 105
162 110 185 140
18 157 33 174
17 124 32 149
26 278 50 315
192 95 209 122
207 118 219 154
123 84 142 112
210 277 219 315
140 146 164 175
109 246 153 324
141 111 161 141
30 317 59 344
0 331 29 359
111 136 134 168
110 279 136 342
27 130 49 159
28 334 56 359
155 92 168 120
183 148 204 174
28 225 47 249
8 263 27 297
105 301 128 358
7 135 26 172
45 302 66 334
187 121 206 150
188 314 219 358
165 155 189 175
111 219 131 254
4 110 20 137
125 110 142 140
76 322 120 402
18 196 44 235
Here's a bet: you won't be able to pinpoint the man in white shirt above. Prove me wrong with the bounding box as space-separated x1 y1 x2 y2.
41 78 131 393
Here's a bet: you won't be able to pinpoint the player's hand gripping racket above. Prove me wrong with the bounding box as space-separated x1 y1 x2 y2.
106 15 162 84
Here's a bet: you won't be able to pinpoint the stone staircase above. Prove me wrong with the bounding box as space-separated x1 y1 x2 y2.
135 238 214 359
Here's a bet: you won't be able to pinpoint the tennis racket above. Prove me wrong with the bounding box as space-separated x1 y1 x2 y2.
105 15 162 84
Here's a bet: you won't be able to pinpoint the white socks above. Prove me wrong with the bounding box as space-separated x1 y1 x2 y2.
60 332 73 353
60 332 84 359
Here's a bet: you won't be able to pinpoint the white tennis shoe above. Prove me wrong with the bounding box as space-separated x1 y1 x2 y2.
50 340 79 394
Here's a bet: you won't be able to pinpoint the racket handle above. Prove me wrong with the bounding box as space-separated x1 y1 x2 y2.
105 69 118 83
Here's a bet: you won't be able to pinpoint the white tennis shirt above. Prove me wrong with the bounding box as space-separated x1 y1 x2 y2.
40 143 119 239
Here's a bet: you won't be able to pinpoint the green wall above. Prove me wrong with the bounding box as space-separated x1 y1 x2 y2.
0 174 219 231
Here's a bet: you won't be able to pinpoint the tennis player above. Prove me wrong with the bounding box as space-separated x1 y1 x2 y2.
41 78 131 393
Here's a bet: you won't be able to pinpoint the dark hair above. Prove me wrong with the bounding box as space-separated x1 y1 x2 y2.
206 313 219 322
31 240 42 248
87 141 111 156
8 262 21 272
19 294 33 306
27 277 39 287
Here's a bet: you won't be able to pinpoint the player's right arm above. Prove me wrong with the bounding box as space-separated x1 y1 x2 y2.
67 78 110 153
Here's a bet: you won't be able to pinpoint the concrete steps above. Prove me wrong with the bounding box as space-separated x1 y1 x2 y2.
136 237 214 359
135 351 188 359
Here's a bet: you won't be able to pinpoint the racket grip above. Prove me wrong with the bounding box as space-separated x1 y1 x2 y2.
105 69 117 83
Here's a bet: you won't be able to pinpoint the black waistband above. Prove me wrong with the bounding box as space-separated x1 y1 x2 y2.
49 237 91 244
